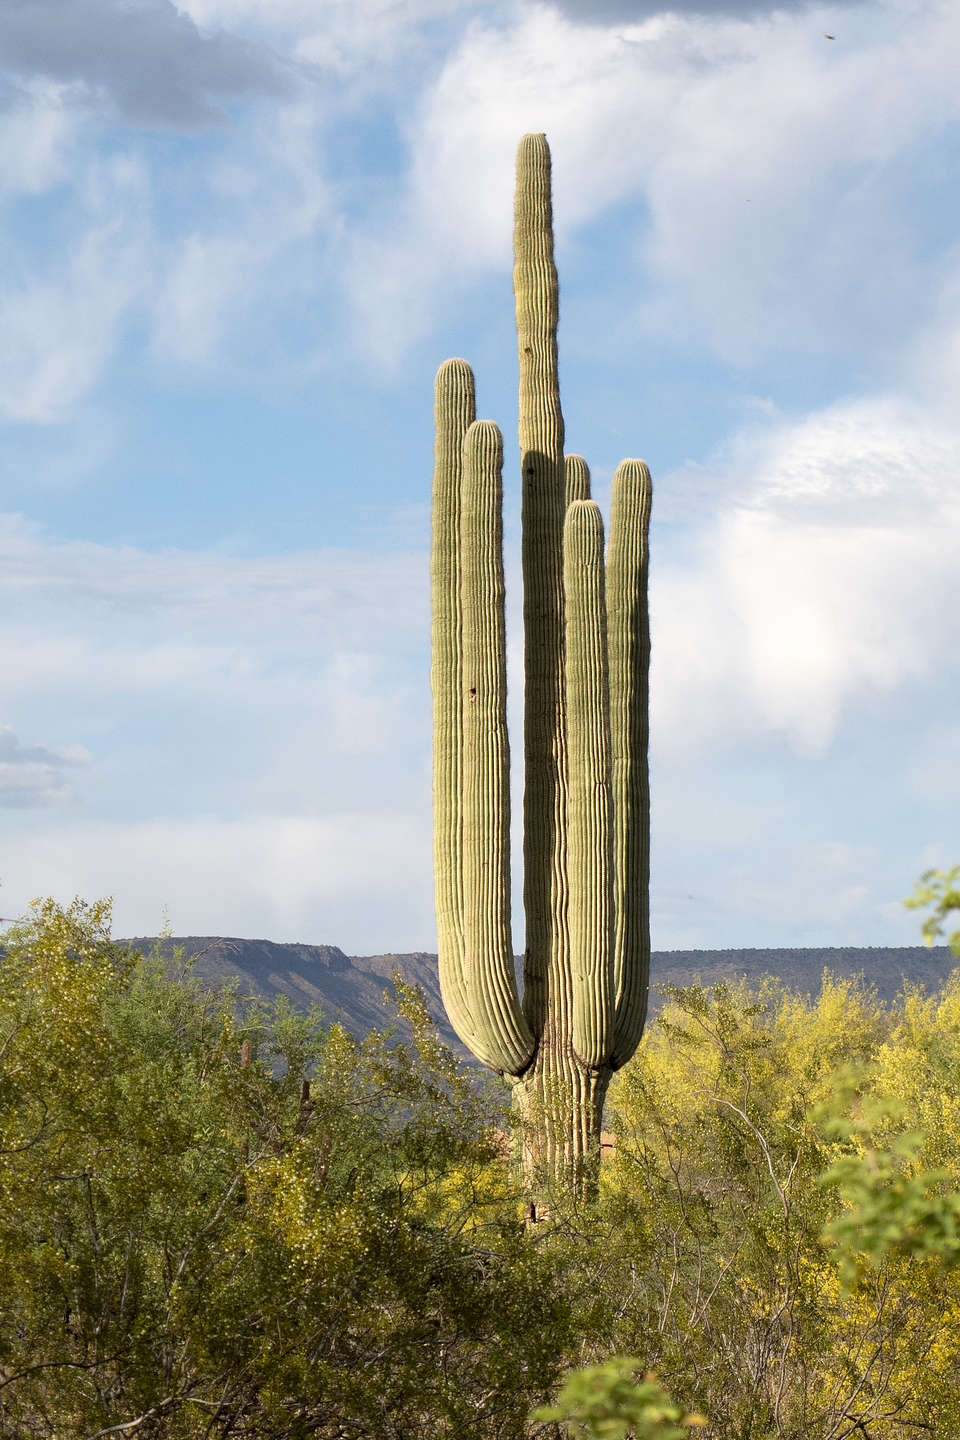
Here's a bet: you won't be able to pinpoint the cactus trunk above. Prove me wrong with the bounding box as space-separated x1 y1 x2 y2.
513 1049 611 1202
431 134 651 1196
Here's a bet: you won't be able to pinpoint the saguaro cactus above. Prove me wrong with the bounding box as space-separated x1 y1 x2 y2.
431 134 652 1191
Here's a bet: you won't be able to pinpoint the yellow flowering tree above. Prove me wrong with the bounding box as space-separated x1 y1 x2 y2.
548 968 960 1439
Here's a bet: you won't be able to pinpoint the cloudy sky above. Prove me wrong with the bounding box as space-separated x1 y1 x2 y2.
0 0 957 953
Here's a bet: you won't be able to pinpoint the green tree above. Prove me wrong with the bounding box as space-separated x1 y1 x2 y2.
905 865 960 955
549 972 960 1438
531 1359 704 1439
0 898 571 1438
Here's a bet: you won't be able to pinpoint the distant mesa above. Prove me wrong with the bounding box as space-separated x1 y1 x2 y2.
121 934 464 1055
120 935 960 1062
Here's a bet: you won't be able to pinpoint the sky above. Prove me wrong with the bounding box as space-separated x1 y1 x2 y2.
0 0 958 954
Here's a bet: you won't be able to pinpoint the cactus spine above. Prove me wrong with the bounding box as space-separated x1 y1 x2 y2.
431 134 652 1191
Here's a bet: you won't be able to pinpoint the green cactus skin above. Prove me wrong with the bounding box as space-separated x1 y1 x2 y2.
461 420 535 1074
564 500 614 1069
430 136 652 1191
515 131 568 1050
431 358 484 1062
607 460 653 1068
564 454 591 508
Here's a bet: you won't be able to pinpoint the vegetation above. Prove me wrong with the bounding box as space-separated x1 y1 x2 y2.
0 899 571 1438
905 865 960 956
4 889 960 1437
532 1361 705 1440
431 132 651 1190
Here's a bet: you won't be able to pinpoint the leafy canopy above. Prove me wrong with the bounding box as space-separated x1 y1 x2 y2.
0 898 570 1440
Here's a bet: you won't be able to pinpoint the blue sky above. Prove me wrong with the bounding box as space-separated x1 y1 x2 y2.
1 0 958 953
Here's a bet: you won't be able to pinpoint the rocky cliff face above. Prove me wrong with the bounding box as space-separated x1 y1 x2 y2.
121 935 960 1061
121 935 469 1057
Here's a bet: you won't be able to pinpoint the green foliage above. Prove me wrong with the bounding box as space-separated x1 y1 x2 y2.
542 961 960 1439
531 1359 704 1439
821 1106 960 1280
905 865 960 955
8 878 960 1439
0 899 571 1439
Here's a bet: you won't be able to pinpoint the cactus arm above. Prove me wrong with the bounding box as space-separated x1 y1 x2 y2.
564 500 614 1067
564 454 591 507
606 459 653 1069
431 359 485 1057
515 134 563 461
461 420 536 1074
514 132 569 1041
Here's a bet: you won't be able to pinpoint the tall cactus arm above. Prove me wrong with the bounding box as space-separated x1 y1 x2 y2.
431 359 484 1057
461 420 536 1075
564 454 591 508
514 131 568 1041
564 500 614 1068
606 459 653 1070
515 134 563 462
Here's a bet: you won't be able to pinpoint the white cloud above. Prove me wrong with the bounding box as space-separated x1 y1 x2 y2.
292 0 477 79
649 770 938 949
670 839 885 947
0 515 434 941
150 95 336 368
355 0 960 366
177 0 483 82
2 0 955 412
0 17 334 411
0 513 428 836
1 389 954 947
0 725 92 807
0 87 341 415
0 514 425 698
1 811 433 950
0 156 149 421
905 725 960 809
0 0 295 128
0 79 79 196
0 408 119 495
901 244 960 419
544 0 869 17
650 394 960 756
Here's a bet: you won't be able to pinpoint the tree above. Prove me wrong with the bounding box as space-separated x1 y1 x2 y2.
0 898 572 1438
560 972 960 1438
531 1359 704 1440
905 865 960 956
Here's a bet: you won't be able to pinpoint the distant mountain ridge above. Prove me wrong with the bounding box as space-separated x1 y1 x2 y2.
121 934 458 1051
121 935 960 1060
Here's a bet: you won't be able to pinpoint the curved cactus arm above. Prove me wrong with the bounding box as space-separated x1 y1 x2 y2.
514 131 568 1041
564 454 591 507
606 459 653 1069
461 419 536 1075
431 359 485 1058
564 500 614 1068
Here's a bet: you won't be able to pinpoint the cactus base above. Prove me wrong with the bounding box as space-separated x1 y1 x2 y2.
511 1048 611 1201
